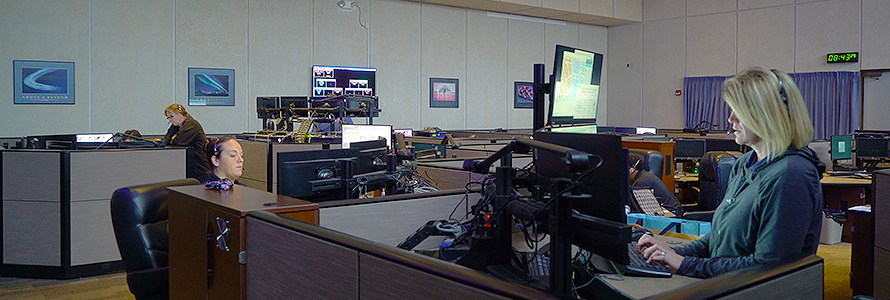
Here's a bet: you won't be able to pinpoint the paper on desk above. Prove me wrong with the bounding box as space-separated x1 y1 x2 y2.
849 205 871 212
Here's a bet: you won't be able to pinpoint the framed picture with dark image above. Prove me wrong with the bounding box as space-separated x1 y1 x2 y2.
14 60 75 105
514 81 534 109
188 67 235 106
430 77 459 108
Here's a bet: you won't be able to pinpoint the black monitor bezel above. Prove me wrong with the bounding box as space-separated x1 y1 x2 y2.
548 45 604 127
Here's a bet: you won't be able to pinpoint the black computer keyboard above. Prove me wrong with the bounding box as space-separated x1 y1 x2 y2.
527 254 550 277
625 243 673 277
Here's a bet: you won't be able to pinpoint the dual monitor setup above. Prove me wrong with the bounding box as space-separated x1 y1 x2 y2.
830 132 890 172
276 124 424 202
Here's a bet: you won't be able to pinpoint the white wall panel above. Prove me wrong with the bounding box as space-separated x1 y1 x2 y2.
863 72 890 130
175 0 249 135
686 12 736 77
371 0 423 129
506 19 545 129
739 0 794 10
615 0 643 21
862 0 890 69
686 0 736 17
607 23 643 127
466 11 508 130
313 0 371 68
420 4 467 129
91 0 175 135
581 0 613 17
643 0 685 22
794 0 861 72
642 18 685 129
247 0 315 133
737 5 795 72
0 0 91 137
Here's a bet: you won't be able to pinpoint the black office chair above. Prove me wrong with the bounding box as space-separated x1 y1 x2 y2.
683 151 740 221
627 148 665 178
110 178 200 300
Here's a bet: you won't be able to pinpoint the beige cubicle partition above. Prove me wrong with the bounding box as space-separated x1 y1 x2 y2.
1 148 186 279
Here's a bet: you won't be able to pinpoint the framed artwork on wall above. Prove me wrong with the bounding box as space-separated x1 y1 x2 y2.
430 77 459 108
188 67 235 106
13 60 75 105
514 81 534 109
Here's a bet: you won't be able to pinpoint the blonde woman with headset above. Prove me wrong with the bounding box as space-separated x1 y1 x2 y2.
636 67 824 278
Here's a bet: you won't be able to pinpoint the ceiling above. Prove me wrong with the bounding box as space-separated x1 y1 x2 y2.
400 0 640 27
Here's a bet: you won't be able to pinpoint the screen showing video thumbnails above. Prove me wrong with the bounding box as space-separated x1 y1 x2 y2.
312 66 376 99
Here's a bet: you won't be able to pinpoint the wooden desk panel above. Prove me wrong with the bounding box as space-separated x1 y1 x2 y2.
169 185 319 300
622 140 675 189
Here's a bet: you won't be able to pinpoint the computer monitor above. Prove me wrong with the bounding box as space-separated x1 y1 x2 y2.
256 96 279 119
831 135 853 160
635 127 656 135
705 139 742 152
75 133 114 144
674 139 706 160
532 131 627 224
855 136 889 160
278 149 353 201
349 139 388 174
532 131 631 266
393 128 413 138
549 45 603 127
280 96 310 118
311 65 376 99
341 124 392 149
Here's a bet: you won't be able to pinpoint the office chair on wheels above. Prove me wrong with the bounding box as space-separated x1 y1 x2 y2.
110 178 200 300
682 151 740 221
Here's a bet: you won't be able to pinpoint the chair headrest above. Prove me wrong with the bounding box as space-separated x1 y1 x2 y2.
700 151 740 181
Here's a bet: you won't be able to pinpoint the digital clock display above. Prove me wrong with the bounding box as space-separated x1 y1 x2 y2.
827 52 858 63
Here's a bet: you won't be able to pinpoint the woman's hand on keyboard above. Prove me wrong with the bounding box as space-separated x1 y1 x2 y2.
637 234 683 271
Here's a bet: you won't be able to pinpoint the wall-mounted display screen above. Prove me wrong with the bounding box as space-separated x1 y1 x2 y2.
312 66 376 100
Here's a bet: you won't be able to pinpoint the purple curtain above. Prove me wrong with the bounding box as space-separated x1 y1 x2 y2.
789 72 860 139
684 71 860 140
684 76 731 131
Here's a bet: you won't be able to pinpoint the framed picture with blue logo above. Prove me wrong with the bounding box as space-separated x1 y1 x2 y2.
188 67 235 106
14 60 75 105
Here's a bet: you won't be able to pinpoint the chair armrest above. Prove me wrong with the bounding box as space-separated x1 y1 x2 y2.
682 210 714 222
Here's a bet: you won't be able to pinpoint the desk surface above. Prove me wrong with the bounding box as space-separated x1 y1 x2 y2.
820 174 871 186
674 173 872 186
168 185 318 217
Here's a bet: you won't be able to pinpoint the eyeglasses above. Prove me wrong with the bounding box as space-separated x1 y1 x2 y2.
166 114 175 119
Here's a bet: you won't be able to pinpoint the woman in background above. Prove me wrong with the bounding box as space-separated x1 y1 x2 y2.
163 104 210 177
636 67 824 278
197 136 245 186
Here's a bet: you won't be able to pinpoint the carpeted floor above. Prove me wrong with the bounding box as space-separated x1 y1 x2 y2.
818 242 854 300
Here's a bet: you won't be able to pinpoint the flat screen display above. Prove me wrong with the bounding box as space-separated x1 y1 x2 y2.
341 124 392 149
76 133 114 143
831 135 853 160
550 45 603 126
312 66 376 100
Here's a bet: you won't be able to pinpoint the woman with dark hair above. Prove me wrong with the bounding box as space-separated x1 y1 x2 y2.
636 67 824 278
163 104 210 177
196 136 245 187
